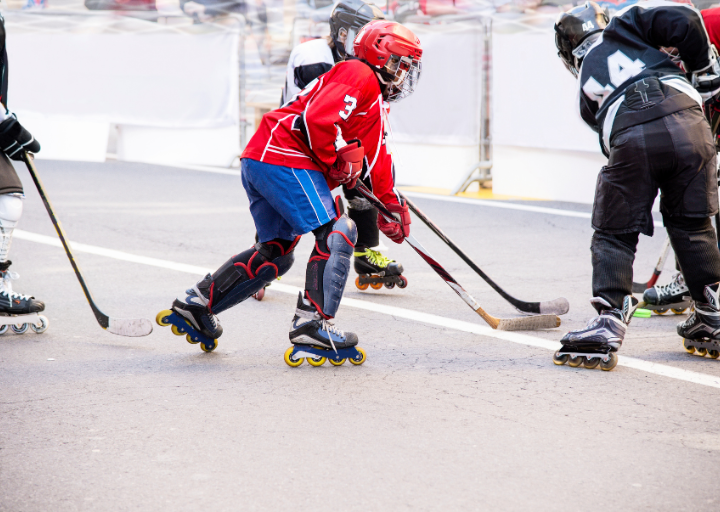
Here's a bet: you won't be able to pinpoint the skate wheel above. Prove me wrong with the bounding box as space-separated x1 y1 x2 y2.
583 357 600 369
567 355 584 367
683 339 695 354
600 353 618 371
12 323 29 335
397 276 408 289
653 309 669 315
370 282 383 290
284 347 304 367
672 308 688 315
0 324 8 335
253 288 265 301
31 316 49 334
307 355 326 367
696 347 708 356
170 324 187 336
200 339 218 353
156 309 173 326
384 281 395 289
349 347 366 365
552 352 569 365
185 334 200 345
708 349 720 359
329 357 346 366
355 276 369 291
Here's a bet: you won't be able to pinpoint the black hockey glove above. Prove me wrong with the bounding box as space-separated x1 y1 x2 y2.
0 117 40 160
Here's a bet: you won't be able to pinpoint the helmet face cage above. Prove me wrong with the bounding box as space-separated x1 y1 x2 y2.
385 57 422 102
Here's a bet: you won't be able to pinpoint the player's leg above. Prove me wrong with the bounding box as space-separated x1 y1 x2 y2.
657 108 720 353
0 154 45 321
343 178 405 290
556 119 655 369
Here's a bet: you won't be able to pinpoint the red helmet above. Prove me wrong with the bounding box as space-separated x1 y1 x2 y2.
353 20 423 102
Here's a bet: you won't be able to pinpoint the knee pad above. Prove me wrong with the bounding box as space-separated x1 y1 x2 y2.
207 237 299 314
305 215 358 318
0 193 23 262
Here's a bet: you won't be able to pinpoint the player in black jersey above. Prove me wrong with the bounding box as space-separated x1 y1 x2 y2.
553 1 720 370
0 15 47 334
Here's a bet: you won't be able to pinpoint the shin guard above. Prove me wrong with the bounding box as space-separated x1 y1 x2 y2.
207 237 299 314
305 215 358 318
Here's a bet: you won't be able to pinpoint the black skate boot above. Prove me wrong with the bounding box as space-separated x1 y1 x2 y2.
677 283 720 359
156 273 221 352
642 272 691 315
554 295 638 371
0 262 48 335
354 247 407 290
284 292 366 367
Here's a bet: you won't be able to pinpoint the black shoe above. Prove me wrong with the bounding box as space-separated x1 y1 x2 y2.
172 273 223 339
353 248 403 277
643 272 689 306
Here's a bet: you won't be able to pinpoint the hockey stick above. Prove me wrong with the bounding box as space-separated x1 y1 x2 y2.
631 236 671 293
354 184 560 331
398 191 569 316
22 153 153 337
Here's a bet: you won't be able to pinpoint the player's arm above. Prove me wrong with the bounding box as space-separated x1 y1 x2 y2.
628 2 712 71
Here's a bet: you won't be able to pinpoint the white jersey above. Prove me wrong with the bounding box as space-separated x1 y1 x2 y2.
282 38 336 104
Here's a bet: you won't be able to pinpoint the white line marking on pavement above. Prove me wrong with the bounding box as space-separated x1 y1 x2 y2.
15 229 719 389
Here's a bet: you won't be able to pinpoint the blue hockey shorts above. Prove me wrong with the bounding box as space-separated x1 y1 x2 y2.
241 158 336 242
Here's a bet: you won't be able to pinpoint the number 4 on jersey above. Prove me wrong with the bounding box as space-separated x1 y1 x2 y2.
339 95 357 120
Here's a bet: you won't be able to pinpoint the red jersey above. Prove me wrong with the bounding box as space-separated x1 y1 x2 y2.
241 59 398 206
703 7 720 49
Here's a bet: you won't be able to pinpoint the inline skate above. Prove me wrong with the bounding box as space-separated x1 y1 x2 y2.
354 247 407 290
156 273 221 352
678 283 720 359
284 292 366 367
0 263 48 335
554 296 637 371
641 272 691 315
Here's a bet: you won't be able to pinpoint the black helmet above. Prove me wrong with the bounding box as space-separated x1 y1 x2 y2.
555 1 609 77
329 0 386 59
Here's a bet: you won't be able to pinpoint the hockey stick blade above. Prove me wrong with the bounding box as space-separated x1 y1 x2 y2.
355 185 561 331
399 192 569 316
107 318 155 337
22 153 153 337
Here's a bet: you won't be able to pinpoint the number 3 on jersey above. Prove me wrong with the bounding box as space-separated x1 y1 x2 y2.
339 95 357 120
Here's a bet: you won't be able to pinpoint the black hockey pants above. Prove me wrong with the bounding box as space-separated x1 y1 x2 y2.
591 105 720 310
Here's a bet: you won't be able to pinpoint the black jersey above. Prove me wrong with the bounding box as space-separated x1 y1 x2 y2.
578 0 711 151
0 14 7 110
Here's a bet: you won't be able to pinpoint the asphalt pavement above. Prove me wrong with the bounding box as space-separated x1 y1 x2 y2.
1 159 718 512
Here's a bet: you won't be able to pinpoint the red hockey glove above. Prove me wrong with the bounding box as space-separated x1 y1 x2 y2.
377 200 411 244
329 141 363 189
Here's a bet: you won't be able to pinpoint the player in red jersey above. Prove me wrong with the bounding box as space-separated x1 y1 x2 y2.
159 20 422 363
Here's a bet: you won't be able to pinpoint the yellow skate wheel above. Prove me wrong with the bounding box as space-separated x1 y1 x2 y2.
307 355 327 366
329 358 346 366
567 355 584 367
370 282 383 290
672 308 688 315
583 357 600 369
683 339 696 354
200 339 218 353
284 347 304 367
171 325 185 336
185 334 200 345
653 308 668 315
552 352 569 365
708 350 720 359
355 276 369 291
600 353 619 371
349 347 366 365
156 309 173 326
696 347 708 356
